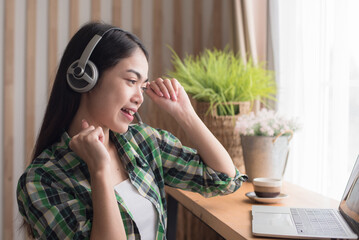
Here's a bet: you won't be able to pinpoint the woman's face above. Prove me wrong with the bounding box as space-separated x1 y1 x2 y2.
85 47 148 133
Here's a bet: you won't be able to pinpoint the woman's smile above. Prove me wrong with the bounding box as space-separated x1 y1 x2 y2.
120 107 136 122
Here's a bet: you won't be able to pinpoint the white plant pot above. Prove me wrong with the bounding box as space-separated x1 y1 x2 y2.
241 133 292 182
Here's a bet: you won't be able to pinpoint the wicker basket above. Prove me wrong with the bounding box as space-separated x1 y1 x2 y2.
195 101 250 173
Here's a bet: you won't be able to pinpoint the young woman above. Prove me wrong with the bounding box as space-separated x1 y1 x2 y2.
17 22 247 240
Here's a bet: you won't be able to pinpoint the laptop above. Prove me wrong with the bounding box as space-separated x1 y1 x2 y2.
251 156 359 239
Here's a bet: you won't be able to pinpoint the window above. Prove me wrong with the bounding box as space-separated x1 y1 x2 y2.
269 0 357 200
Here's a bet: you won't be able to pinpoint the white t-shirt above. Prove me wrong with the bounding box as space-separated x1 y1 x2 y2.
114 179 158 239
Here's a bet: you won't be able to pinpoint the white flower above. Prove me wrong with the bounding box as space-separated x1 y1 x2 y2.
236 108 300 137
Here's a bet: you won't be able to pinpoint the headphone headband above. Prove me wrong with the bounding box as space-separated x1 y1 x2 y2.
66 27 122 93
74 28 121 78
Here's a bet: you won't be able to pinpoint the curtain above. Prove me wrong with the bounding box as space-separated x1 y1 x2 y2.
269 0 353 200
232 0 268 111
232 0 257 64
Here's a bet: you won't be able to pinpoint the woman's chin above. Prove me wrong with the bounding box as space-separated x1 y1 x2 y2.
113 124 130 134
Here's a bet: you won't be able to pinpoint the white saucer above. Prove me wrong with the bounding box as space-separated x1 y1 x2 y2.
245 191 288 204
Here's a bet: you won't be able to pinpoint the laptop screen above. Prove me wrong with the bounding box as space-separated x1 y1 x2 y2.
339 156 359 236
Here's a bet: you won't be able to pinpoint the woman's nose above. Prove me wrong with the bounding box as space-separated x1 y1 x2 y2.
132 87 144 105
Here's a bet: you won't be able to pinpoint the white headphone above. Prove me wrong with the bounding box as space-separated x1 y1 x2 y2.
66 28 122 93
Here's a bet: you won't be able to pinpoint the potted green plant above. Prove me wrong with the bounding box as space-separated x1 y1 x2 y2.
167 47 276 116
166 48 276 172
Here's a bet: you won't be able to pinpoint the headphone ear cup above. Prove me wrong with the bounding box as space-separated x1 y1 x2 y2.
66 60 99 93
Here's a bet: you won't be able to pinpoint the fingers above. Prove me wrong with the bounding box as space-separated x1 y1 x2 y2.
78 119 95 136
69 123 110 172
92 126 105 144
72 119 103 144
171 78 179 96
82 119 90 129
80 119 104 139
148 78 179 101
151 78 164 97
82 126 104 142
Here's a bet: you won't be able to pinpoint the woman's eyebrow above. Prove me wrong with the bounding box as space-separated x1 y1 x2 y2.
126 69 148 82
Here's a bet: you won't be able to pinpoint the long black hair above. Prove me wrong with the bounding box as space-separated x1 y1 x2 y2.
24 22 148 239
31 22 148 161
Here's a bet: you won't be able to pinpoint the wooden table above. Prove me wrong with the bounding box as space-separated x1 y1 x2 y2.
166 182 339 240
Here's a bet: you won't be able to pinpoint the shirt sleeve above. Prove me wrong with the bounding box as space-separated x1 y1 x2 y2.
17 167 91 240
153 127 248 198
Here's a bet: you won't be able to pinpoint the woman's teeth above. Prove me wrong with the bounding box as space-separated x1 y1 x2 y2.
122 108 135 115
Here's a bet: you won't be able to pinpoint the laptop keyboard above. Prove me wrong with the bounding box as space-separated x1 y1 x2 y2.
290 208 348 237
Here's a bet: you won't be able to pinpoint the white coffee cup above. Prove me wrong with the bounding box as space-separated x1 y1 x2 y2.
253 178 282 198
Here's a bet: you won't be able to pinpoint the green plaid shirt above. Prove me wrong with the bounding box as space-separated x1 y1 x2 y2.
17 124 247 239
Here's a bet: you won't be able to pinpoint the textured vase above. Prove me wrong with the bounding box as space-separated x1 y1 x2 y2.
241 134 291 182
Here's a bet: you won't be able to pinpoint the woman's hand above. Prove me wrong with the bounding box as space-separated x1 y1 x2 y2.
145 78 196 119
146 78 236 177
69 119 111 174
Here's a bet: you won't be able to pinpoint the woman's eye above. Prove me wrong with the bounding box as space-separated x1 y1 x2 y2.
127 80 136 85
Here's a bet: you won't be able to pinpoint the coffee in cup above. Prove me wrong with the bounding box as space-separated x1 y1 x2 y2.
253 178 282 198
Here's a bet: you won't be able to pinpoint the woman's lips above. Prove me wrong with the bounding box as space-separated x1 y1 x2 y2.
121 108 135 121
